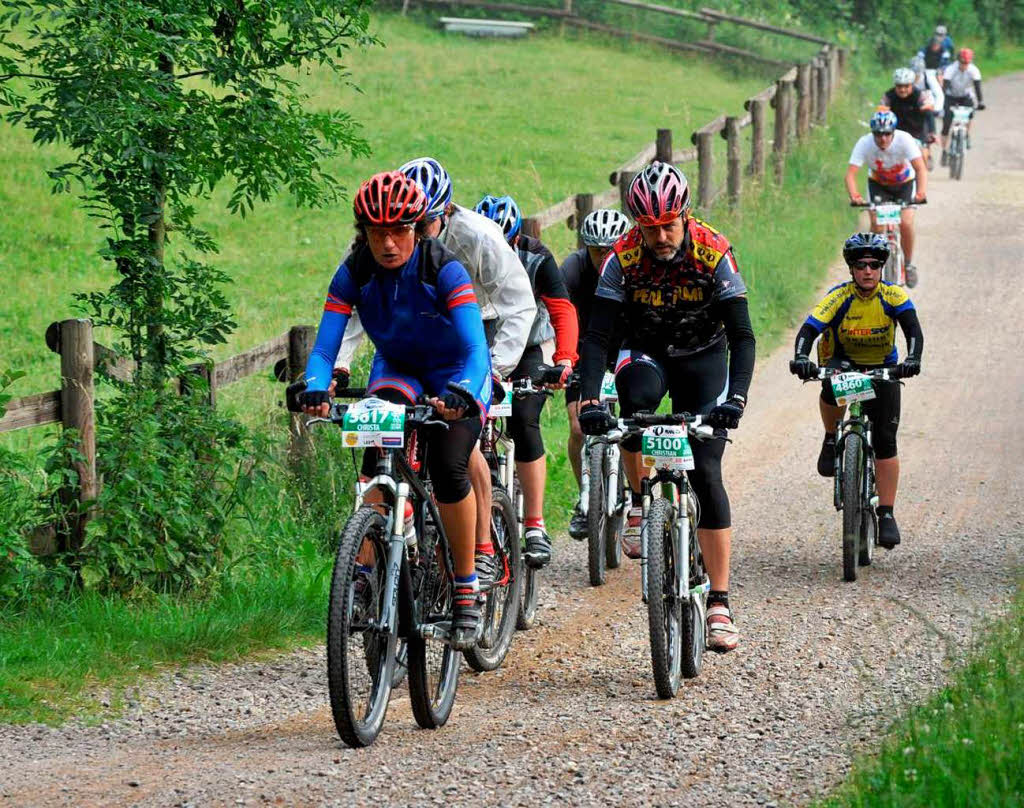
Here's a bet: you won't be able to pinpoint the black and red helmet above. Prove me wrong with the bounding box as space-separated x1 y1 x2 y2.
353 171 428 226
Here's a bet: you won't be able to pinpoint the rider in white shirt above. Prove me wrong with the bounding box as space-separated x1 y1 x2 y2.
845 110 927 287
940 48 985 160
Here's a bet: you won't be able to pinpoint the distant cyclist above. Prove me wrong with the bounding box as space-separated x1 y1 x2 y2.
474 193 579 569
881 67 935 168
562 209 632 539
940 48 985 161
333 157 536 590
300 171 493 649
917 25 953 70
845 110 928 288
789 232 924 550
577 162 756 652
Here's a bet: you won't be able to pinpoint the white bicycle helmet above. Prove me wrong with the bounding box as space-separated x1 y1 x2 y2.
893 67 915 86
580 209 631 247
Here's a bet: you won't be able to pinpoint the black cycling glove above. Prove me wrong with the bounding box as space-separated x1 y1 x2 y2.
332 367 351 390
579 403 615 436
298 389 330 410
789 354 819 380
895 358 921 378
707 395 746 430
441 383 479 417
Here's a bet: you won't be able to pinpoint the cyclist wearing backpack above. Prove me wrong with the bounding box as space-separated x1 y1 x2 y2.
475 194 579 569
789 232 924 550
561 209 632 539
333 158 536 591
845 110 928 288
577 162 756 652
300 171 492 649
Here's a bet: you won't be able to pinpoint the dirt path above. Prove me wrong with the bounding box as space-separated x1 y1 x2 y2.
3 73 1023 808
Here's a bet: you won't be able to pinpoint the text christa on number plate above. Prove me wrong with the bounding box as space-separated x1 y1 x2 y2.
830 372 877 406
599 372 618 402
342 397 406 447
641 425 694 470
874 204 901 226
489 388 513 418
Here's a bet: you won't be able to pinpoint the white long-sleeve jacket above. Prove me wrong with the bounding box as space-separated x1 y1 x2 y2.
334 205 536 378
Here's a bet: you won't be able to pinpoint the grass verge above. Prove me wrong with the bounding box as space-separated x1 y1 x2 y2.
815 585 1024 808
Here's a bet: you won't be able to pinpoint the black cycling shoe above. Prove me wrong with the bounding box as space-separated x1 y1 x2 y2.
817 435 837 477
878 513 901 549
450 587 484 650
474 550 498 592
523 527 552 569
568 505 588 541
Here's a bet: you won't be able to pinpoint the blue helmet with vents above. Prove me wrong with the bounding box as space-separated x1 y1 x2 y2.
398 157 452 220
869 110 898 134
474 194 522 243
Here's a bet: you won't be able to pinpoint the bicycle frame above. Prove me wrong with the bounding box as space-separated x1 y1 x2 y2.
832 402 877 514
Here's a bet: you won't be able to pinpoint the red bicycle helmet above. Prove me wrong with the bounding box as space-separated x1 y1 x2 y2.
959 47 974 63
626 161 691 226
353 171 428 226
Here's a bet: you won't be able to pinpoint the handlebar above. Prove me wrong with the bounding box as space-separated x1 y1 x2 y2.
305 400 450 432
850 199 927 208
593 412 727 444
813 366 899 383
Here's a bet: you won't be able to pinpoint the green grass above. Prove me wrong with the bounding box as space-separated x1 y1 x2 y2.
816 585 1024 808
982 41 1024 77
0 546 331 724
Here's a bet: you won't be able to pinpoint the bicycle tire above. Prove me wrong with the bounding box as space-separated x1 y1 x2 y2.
882 245 901 285
587 448 608 586
859 455 876 567
326 505 395 748
841 435 863 582
605 454 625 570
680 489 705 679
647 498 683 698
516 480 539 630
406 523 460 730
464 489 522 672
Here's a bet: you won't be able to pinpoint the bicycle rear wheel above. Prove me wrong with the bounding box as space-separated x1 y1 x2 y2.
605 454 625 570
882 241 901 285
587 447 608 586
464 489 522 672
647 498 683 698
326 506 395 748
841 435 864 582
407 525 460 729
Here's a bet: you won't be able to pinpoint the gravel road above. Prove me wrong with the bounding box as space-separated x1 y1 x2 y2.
3 72 1022 808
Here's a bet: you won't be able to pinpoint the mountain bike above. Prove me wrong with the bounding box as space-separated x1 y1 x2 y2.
813 366 900 582
578 371 626 586
287 383 465 748
465 380 522 669
851 199 926 286
603 412 722 697
947 105 974 180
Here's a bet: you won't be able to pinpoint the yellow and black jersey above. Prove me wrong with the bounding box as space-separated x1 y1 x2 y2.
806 280 915 366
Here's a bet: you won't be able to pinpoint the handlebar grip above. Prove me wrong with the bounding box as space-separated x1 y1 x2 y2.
285 380 307 413
531 363 569 386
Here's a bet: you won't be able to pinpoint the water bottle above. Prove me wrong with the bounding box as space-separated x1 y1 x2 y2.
403 500 417 555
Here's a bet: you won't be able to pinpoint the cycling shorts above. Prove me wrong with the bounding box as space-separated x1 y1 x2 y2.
508 344 548 462
867 179 915 205
367 353 490 420
820 360 901 460
613 343 731 530
942 95 975 135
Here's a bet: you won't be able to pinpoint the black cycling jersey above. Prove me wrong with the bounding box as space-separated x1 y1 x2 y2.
561 247 621 368
882 87 930 142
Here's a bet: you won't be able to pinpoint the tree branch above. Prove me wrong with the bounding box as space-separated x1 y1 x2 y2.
0 72 64 82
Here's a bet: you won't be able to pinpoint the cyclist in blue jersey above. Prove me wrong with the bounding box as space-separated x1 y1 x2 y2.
300 171 492 649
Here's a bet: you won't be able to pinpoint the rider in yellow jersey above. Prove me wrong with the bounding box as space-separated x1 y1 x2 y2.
789 232 924 549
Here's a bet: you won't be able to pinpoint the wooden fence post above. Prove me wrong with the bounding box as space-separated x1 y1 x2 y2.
749 98 766 179
816 58 828 124
574 193 594 248
724 116 741 206
56 318 97 553
618 171 637 214
655 128 673 163
828 47 839 99
520 217 542 240
180 361 215 407
772 78 792 183
288 325 315 462
696 132 714 206
838 47 848 78
797 63 812 139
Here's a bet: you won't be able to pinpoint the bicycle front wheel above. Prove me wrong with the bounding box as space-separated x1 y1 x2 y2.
407 529 460 729
326 505 396 748
605 453 625 570
464 489 522 672
587 447 608 586
882 243 901 285
680 490 705 679
516 480 539 630
647 498 683 698
841 435 864 582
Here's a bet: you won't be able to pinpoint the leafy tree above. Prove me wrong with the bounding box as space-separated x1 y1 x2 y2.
0 0 375 379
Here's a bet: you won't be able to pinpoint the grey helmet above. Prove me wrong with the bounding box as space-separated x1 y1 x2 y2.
580 208 631 247
934 24 948 36
893 67 916 86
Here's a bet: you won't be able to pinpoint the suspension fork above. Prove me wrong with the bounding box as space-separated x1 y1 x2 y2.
579 437 592 516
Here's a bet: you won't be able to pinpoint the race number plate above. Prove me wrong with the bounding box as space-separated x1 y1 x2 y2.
599 372 618 402
489 388 513 418
341 397 406 448
951 106 973 124
830 372 876 406
874 204 901 226
641 425 694 471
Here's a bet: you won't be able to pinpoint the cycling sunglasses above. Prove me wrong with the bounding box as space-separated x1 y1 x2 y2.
851 258 884 269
